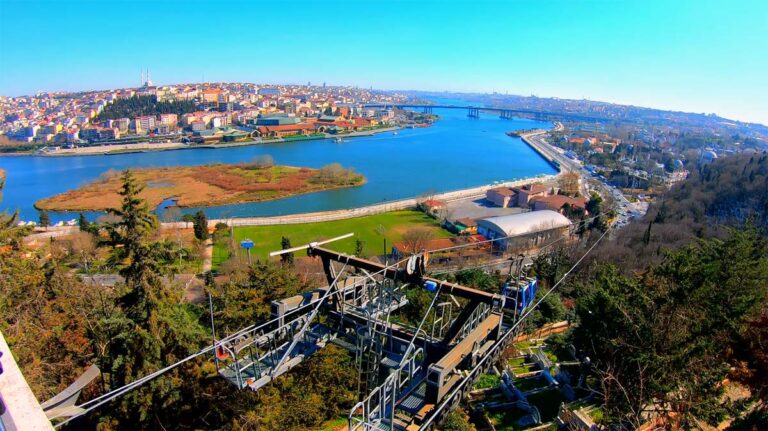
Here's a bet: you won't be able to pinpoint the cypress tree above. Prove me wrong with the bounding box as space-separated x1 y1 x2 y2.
193 210 208 241
281 236 294 266
38 210 50 229
78 212 89 232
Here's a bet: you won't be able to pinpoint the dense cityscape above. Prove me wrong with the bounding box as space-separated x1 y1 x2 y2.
0 80 414 153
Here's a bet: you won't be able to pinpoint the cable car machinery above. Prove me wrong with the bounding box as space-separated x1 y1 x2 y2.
212 234 537 431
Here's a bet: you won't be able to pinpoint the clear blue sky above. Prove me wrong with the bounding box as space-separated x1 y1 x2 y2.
1 0 766 124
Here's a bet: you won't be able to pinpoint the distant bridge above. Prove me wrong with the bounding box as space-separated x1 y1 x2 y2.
363 103 613 123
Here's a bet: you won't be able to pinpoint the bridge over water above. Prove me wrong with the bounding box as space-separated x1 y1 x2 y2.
363 103 612 123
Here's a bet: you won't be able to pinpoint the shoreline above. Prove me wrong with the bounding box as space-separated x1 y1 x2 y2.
0 126 404 158
28 173 556 233
34 165 368 213
174 174 557 227
517 123 580 174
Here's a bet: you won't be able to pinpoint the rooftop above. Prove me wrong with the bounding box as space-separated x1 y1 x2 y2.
478 210 571 236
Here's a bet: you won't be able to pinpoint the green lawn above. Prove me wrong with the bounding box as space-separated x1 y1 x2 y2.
473 373 502 390
213 210 452 267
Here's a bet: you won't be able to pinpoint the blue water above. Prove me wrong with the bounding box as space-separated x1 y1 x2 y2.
0 108 555 222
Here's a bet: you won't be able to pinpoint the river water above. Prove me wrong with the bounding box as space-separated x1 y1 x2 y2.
0 108 555 222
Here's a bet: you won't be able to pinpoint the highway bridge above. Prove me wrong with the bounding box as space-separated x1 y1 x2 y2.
363 103 616 123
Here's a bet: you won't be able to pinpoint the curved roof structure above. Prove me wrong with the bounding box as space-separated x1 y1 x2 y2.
478 210 571 237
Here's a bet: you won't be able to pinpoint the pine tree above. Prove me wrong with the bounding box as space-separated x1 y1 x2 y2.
97 170 206 427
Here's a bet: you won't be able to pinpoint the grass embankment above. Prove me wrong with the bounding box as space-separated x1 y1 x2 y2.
213 210 452 266
35 162 365 212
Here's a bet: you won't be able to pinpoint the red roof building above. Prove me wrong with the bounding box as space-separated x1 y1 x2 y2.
256 123 316 138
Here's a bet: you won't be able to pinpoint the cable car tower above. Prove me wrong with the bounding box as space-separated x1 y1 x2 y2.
212 234 538 430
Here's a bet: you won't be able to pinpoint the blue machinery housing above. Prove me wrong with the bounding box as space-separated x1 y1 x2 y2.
502 277 538 311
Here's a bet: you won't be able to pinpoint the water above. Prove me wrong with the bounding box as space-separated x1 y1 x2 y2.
0 108 556 222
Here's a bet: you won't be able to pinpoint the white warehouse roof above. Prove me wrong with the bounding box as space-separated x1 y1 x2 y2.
478 210 572 237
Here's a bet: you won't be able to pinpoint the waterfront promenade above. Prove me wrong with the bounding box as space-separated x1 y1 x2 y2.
177 174 556 227
34 127 402 157
25 173 556 243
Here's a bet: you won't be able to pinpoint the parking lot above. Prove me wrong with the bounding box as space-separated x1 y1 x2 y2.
444 197 528 220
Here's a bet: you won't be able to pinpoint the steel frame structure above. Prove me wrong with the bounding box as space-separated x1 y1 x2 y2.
215 244 528 430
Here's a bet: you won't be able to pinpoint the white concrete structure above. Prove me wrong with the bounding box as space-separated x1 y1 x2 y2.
0 331 54 430
477 210 572 249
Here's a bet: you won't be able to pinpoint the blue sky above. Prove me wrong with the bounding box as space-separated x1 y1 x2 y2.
1 0 766 124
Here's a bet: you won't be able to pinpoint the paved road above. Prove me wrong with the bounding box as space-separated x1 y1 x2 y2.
519 125 645 228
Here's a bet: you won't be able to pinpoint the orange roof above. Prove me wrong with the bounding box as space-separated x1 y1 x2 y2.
526 184 549 194
423 198 446 208
489 187 515 196
531 195 587 209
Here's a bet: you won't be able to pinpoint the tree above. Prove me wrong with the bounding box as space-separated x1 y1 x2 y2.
440 408 474 431
400 227 434 255
96 170 207 428
251 154 274 169
78 212 90 232
162 205 181 224
558 172 580 196
573 228 768 428
181 213 195 228
193 210 208 241
38 210 50 229
586 192 603 215
532 247 572 289
280 236 294 266
210 261 304 332
354 238 365 257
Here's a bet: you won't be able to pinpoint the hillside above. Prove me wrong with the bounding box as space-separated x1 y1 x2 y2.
591 152 768 270
95 95 196 121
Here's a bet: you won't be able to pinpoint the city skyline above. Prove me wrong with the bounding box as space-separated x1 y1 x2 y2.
1 0 767 124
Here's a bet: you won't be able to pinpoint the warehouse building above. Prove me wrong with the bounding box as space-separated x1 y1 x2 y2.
477 210 572 251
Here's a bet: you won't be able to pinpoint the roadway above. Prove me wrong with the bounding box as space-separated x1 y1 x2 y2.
519 124 643 228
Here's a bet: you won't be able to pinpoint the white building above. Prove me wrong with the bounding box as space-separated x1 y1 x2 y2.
477 210 572 250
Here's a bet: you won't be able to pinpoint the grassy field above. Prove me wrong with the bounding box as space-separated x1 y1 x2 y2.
213 210 452 266
36 162 364 212
472 373 501 390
